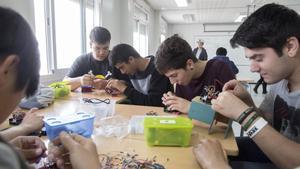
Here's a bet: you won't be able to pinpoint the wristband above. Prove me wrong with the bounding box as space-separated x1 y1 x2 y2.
245 117 268 138
236 107 255 124
243 113 259 131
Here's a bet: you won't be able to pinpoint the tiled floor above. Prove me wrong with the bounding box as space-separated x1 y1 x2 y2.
232 83 268 136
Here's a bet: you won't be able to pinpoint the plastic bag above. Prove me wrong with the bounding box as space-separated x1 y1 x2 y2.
93 115 129 139
77 98 115 124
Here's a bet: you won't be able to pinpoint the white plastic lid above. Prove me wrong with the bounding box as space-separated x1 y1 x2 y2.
44 112 94 126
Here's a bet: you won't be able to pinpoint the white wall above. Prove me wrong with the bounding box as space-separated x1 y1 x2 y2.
101 0 121 47
168 23 260 82
101 0 160 56
0 0 35 31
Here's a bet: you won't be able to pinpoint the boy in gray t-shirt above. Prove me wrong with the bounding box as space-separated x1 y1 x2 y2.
260 79 300 142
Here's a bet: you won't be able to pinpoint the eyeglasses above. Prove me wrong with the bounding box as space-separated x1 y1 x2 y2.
82 98 111 104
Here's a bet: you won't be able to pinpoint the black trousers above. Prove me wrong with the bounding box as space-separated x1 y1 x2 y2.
229 137 279 169
254 77 267 93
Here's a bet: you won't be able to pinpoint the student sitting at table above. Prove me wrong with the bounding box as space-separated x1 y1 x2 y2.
0 7 100 169
1 108 43 141
155 35 235 114
106 43 172 106
64 26 128 90
193 3 300 169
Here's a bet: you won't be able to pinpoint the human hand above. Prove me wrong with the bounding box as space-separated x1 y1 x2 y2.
10 136 46 163
93 79 108 90
106 79 127 93
222 80 255 107
48 132 100 169
19 108 43 134
80 74 94 86
193 139 230 169
162 91 191 114
211 91 250 120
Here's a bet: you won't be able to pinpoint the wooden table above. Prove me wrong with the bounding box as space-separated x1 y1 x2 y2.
93 104 238 169
37 91 238 169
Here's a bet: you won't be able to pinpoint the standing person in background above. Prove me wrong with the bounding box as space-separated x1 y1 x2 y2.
193 39 208 60
212 47 239 75
253 76 268 94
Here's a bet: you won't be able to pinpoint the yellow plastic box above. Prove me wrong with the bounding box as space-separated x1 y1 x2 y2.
144 116 193 147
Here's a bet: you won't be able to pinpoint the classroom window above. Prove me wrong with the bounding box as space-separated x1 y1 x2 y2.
85 1 94 51
54 0 81 69
33 0 97 75
133 4 148 57
34 0 48 75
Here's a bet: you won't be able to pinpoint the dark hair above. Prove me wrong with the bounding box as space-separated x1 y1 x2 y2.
216 47 227 56
230 3 300 56
109 43 140 66
155 35 198 74
0 7 40 97
89 26 111 44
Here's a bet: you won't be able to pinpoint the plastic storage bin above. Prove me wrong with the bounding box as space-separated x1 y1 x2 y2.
144 116 193 146
49 82 71 98
44 112 95 140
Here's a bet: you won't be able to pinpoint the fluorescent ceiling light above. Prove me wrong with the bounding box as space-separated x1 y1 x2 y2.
175 0 188 7
235 14 247 22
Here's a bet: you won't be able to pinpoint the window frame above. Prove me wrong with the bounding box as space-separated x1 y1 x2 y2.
34 0 100 82
133 2 149 57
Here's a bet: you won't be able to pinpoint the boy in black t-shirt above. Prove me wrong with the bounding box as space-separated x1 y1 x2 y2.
107 44 172 106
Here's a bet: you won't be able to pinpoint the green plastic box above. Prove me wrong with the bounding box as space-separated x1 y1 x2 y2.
144 116 193 147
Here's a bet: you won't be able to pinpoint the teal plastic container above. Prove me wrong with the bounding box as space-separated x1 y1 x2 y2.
144 116 193 146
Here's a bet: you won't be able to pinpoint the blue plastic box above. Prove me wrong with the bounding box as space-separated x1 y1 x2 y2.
44 112 95 140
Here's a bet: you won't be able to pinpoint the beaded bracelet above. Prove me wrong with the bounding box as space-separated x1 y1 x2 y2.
243 113 259 131
236 106 255 124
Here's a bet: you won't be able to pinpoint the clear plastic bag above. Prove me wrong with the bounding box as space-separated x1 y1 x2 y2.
128 115 146 134
77 98 116 124
93 115 130 139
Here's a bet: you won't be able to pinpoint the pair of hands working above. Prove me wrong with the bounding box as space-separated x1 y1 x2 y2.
81 73 127 95
162 80 254 120
6 108 100 169
9 132 100 169
163 80 256 169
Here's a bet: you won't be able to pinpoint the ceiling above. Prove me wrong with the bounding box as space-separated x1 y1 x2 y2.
145 0 300 24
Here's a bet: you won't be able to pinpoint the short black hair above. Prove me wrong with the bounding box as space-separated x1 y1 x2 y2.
0 7 40 97
155 35 198 74
216 47 227 56
109 43 140 66
230 3 300 56
89 26 111 44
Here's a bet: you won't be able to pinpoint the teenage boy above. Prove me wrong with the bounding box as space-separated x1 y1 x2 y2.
0 7 100 169
106 43 172 106
64 27 127 90
155 36 235 114
194 3 300 169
